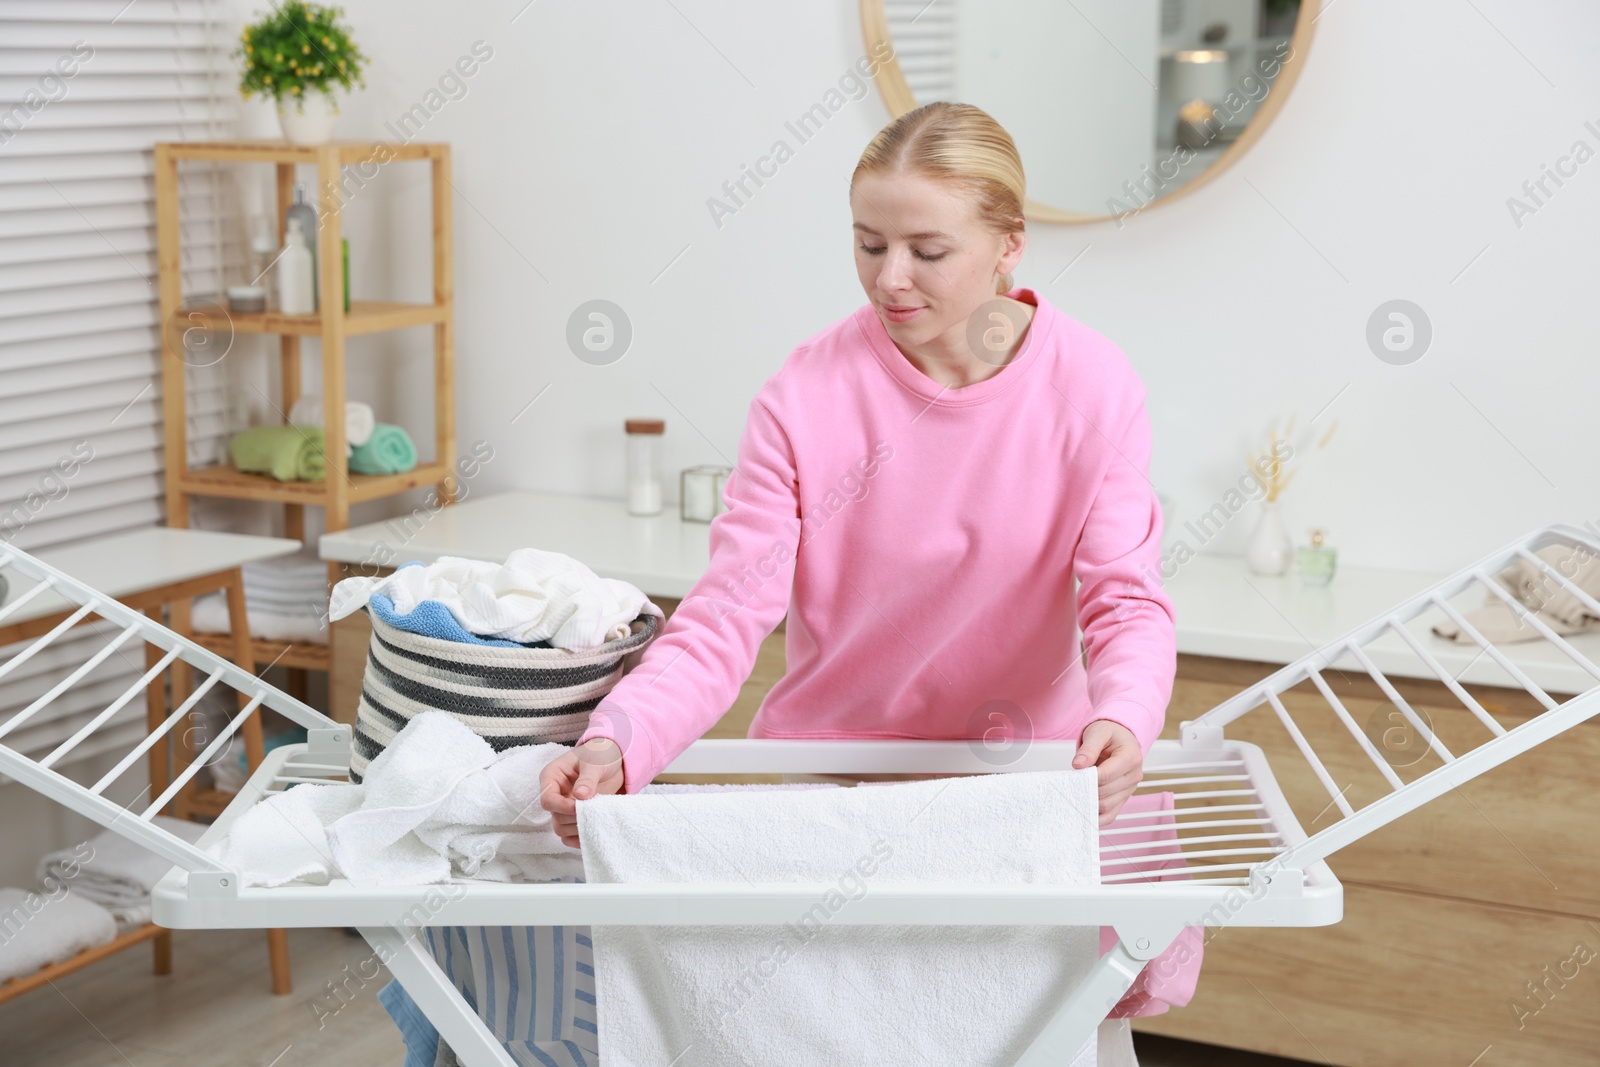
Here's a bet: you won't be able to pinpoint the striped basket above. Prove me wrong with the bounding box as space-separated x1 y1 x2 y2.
349 607 661 783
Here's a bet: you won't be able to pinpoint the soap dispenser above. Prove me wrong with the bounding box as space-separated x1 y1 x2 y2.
284 182 319 310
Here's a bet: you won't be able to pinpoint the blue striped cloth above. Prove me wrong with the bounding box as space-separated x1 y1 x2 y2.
380 915 599 1066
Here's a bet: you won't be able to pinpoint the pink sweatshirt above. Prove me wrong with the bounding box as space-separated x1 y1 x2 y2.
579 287 1177 794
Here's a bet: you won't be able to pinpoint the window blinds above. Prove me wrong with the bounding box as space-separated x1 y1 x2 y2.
883 0 957 103
0 0 243 768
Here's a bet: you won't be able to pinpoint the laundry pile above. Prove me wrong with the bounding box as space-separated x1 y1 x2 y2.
191 546 331 645
1 816 207 983
1432 543 1600 645
207 711 584 887
329 547 663 650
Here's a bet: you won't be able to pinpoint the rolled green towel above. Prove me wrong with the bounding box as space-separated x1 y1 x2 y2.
349 422 418 475
229 425 326 481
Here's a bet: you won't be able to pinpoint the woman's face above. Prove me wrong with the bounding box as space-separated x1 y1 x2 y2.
850 169 1024 351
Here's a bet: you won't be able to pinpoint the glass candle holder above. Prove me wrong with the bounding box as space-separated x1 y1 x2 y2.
625 418 665 516
680 465 731 523
1297 528 1338 586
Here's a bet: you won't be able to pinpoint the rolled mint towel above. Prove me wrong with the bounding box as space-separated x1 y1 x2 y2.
288 394 376 448
229 425 326 481
349 423 417 475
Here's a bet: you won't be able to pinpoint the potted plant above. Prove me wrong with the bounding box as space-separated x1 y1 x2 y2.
1244 412 1338 576
235 2 368 145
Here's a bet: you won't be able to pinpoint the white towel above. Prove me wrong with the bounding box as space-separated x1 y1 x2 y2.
328 548 663 651
288 393 376 448
191 591 330 645
35 815 207 928
208 712 582 887
578 768 1104 1067
0 886 118 982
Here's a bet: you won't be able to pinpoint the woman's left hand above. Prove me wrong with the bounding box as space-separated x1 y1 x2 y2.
1071 719 1143 827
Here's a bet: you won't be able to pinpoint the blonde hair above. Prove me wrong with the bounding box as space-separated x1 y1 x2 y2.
851 102 1026 296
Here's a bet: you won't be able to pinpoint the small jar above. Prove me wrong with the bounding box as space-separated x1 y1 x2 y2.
1297 528 1338 586
625 418 665 516
680 465 731 523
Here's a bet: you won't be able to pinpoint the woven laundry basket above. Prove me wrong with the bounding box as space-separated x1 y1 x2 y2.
349 608 661 783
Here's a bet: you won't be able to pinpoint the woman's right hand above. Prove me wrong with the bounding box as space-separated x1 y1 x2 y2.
539 737 626 848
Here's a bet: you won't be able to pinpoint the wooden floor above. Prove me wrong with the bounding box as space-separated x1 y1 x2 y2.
0 924 1319 1067
0 927 406 1067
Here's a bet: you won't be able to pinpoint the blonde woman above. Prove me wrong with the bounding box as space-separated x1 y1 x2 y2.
545 101 1176 836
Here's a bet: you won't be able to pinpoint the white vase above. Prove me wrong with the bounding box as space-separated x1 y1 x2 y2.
277 91 338 145
1246 500 1293 576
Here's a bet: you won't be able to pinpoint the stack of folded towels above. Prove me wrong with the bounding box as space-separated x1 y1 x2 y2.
1 816 207 984
328 547 664 651
192 546 332 645
226 394 418 481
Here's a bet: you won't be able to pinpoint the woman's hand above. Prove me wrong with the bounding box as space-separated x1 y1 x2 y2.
1071 719 1143 827
538 737 626 848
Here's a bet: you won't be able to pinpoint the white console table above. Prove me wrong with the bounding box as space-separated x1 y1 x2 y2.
321 490 1595 695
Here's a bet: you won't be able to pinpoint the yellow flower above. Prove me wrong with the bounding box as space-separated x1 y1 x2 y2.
302 44 311 53
291 85 301 94
264 74 272 82
321 36 331 45
275 53 283 61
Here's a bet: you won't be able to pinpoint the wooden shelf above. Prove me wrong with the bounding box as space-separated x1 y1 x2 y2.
172 787 239 821
192 630 330 672
227 299 446 337
0 923 166 1005
179 461 452 506
159 139 442 165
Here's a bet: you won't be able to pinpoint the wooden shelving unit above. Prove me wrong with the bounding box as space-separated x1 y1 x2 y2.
154 139 457 722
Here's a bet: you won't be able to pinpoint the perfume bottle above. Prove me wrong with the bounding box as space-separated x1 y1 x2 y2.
1297 528 1338 586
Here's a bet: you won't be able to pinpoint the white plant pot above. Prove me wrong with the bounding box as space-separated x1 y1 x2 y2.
1245 500 1293 576
277 91 338 145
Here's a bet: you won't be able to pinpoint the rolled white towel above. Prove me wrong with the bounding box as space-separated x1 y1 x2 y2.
0 886 118 981
288 393 376 448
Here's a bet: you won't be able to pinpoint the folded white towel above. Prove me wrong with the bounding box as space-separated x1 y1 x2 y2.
208 712 582 887
288 393 376 448
35 815 207 927
0 886 118 982
191 591 330 645
578 768 1104 1067
328 548 664 651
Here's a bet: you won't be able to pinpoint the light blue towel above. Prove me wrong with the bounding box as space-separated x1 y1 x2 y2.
366 561 553 648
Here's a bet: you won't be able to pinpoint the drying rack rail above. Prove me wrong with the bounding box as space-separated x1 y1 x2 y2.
4 523 1599 1067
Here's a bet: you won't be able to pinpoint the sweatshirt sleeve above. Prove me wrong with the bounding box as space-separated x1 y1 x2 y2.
1072 394 1177 757
577 394 801 793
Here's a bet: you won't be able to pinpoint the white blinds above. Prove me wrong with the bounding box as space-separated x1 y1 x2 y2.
0 0 243 767
884 0 957 102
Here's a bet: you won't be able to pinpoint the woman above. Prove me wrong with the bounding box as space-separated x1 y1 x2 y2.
542 100 1176 840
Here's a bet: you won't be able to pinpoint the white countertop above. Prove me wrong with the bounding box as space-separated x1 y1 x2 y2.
320 491 1599 697
319 490 712 598
0 528 304 626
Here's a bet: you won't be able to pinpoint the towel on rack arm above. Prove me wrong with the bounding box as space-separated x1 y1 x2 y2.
1431 543 1600 645
578 768 1105 1067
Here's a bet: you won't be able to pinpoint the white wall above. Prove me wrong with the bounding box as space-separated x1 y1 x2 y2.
230 0 1600 572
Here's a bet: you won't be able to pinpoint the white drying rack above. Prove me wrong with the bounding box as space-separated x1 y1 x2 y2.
3 523 1599 1067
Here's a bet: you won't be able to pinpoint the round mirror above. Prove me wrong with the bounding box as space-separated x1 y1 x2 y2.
859 0 1317 224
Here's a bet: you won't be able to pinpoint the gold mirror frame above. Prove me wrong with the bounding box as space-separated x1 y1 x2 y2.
859 0 1320 224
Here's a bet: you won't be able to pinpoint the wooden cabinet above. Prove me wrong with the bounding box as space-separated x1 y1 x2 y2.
1135 655 1600 1066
